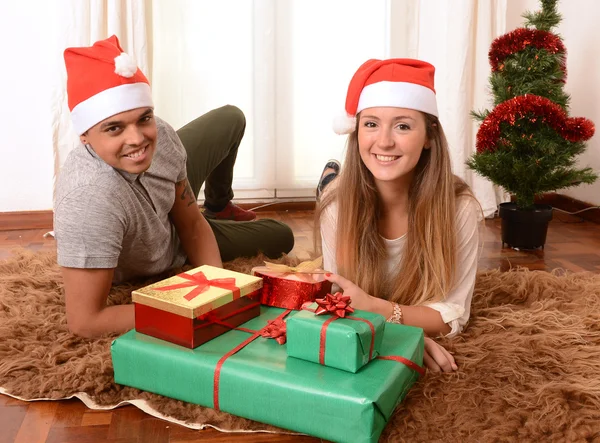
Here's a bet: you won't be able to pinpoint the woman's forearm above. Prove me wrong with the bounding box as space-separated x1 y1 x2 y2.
366 297 450 336
400 305 451 337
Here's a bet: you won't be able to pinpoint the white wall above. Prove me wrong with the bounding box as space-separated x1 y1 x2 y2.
507 0 600 206
0 1 152 213
0 2 56 211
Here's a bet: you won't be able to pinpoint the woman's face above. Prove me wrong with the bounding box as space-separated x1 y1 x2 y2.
357 107 428 188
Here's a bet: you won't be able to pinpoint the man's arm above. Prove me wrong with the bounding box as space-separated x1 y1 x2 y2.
170 179 222 268
62 267 134 337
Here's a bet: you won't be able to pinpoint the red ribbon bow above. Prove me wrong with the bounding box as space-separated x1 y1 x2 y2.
156 270 240 302
259 318 287 345
314 292 354 318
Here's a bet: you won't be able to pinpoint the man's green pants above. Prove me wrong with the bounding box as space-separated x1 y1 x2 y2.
176 105 294 262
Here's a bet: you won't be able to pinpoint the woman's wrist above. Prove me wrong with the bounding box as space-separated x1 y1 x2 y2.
387 302 403 324
366 295 395 319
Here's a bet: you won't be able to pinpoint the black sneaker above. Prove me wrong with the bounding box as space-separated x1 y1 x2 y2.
317 159 341 199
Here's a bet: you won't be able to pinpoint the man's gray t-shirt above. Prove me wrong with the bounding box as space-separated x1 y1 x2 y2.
54 117 188 283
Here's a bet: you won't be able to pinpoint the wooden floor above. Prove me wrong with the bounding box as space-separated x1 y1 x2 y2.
1 209 600 443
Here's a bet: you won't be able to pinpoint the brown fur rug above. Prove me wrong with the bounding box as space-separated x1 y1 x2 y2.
1 249 600 442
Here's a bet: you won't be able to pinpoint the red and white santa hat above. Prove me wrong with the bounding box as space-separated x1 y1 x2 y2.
64 35 153 135
333 58 438 134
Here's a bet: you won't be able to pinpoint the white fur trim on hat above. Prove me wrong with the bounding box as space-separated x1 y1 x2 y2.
332 111 357 135
114 52 138 78
71 82 153 135
357 81 438 117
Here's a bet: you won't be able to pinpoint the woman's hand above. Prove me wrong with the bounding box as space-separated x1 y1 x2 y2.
323 273 375 311
423 337 458 372
324 274 458 373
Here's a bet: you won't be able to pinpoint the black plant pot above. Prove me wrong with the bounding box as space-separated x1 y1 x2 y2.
498 202 553 250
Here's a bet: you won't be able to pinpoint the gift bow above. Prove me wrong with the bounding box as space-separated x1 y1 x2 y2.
314 292 355 318
259 318 287 345
156 270 240 302
304 293 367 367
263 256 325 274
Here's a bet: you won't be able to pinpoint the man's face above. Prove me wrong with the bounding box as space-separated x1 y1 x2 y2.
81 107 157 174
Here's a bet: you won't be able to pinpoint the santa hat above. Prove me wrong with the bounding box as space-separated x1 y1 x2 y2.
333 58 439 135
64 35 153 135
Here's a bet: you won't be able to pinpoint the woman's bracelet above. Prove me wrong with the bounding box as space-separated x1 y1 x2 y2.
387 302 403 324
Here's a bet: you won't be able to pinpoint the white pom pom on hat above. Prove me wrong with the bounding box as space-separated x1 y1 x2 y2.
332 111 357 135
333 58 439 134
114 52 138 78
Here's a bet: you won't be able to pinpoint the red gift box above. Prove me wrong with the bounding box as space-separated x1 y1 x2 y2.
132 265 263 348
251 258 332 310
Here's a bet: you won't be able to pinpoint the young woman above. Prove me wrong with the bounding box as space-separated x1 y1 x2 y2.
316 58 481 373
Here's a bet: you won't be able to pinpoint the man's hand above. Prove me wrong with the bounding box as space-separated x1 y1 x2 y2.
423 337 458 372
170 179 222 268
62 267 134 337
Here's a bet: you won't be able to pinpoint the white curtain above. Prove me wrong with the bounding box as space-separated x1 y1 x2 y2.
45 0 508 214
52 0 152 182
148 0 508 211
271 0 392 197
410 0 510 216
149 0 264 195
149 0 393 198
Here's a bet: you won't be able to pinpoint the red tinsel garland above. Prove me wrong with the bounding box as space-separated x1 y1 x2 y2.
489 28 566 73
476 95 595 153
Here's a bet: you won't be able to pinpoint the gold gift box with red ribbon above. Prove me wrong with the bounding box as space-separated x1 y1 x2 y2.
132 265 263 348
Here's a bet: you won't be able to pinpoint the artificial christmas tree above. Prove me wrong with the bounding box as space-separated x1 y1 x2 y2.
467 0 597 249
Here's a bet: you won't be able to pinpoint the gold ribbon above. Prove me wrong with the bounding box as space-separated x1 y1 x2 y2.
262 256 326 274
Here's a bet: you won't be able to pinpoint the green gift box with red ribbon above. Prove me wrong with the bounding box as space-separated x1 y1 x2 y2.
111 306 425 443
286 296 386 373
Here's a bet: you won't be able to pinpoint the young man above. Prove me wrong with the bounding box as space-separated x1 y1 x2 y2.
54 35 294 338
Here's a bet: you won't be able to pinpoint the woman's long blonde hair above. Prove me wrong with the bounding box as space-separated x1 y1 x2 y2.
315 113 474 305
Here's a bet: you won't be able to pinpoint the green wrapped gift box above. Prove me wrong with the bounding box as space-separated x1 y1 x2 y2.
286 302 386 373
111 306 424 443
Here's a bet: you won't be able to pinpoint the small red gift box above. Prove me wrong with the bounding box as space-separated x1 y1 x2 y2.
132 265 263 348
251 258 332 310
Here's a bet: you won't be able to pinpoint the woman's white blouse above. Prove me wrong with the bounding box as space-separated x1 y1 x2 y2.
320 197 481 338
